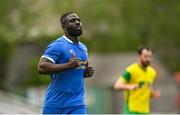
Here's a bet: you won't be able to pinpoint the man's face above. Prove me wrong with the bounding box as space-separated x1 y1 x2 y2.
139 49 152 67
64 13 82 37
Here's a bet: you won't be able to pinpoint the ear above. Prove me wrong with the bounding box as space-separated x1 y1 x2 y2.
62 23 65 29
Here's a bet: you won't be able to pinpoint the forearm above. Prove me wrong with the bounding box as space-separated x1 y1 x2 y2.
38 62 71 74
150 89 156 98
114 83 132 90
150 89 161 99
84 66 94 78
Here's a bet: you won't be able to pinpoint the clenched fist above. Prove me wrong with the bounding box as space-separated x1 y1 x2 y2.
67 54 81 69
84 61 94 78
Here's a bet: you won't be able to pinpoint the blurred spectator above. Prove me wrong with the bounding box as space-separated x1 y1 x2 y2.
174 72 180 113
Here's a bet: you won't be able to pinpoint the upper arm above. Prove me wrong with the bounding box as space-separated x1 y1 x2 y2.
115 71 131 86
114 71 131 89
39 57 54 65
38 57 53 69
152 70 157 84
38 57 54 74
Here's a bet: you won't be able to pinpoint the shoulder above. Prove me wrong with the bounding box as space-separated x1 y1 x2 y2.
79 42 88 52
126 63 138 73
79 42 87 48
148 66 157 75
47 37 66 48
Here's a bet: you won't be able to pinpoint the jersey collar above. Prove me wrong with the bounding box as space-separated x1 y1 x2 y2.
63 35 80 44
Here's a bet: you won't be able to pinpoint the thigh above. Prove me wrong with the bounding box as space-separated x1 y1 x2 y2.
69 105 87 114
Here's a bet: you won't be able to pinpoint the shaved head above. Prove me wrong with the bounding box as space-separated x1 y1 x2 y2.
60 12 74 28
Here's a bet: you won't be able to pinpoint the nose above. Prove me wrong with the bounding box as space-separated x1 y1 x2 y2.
75 20 81 26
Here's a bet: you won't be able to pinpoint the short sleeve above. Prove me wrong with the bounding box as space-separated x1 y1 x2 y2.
42 42 62 64
120 71 131 83
151 68 157 84
153 71 157 79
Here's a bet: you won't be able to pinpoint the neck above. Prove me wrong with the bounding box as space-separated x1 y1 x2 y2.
65 33 79 44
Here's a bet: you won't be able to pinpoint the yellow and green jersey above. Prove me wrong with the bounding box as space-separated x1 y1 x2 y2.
119 63 156 114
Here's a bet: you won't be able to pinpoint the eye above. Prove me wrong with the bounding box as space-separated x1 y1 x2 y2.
69 18 76 22
77 19 81 22
69 18 81 23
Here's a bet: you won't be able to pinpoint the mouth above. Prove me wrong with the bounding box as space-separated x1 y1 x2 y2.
75 26 82 30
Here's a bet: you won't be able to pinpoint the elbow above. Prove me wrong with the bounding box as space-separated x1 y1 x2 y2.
114 82 123 90
38 68 44 74
38 64 47 74
114 83 119 90
38 65 44 74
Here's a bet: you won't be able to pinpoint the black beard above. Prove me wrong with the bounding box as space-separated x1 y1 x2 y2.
143 64 149 68
67 27 82 37
142 62 150 68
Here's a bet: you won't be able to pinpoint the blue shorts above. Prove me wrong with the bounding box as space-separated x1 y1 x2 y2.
42 105 87 114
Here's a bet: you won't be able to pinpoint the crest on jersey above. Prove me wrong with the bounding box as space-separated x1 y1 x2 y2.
69 49 75 57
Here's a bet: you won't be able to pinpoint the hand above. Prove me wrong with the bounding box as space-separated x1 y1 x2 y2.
84 61 94 78
128 84 138 90
151 90 161 99
67 54 81 69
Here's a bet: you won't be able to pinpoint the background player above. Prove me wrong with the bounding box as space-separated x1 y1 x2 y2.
114 47 161 114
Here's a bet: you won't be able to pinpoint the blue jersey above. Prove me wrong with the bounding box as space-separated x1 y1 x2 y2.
42 35 88 108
